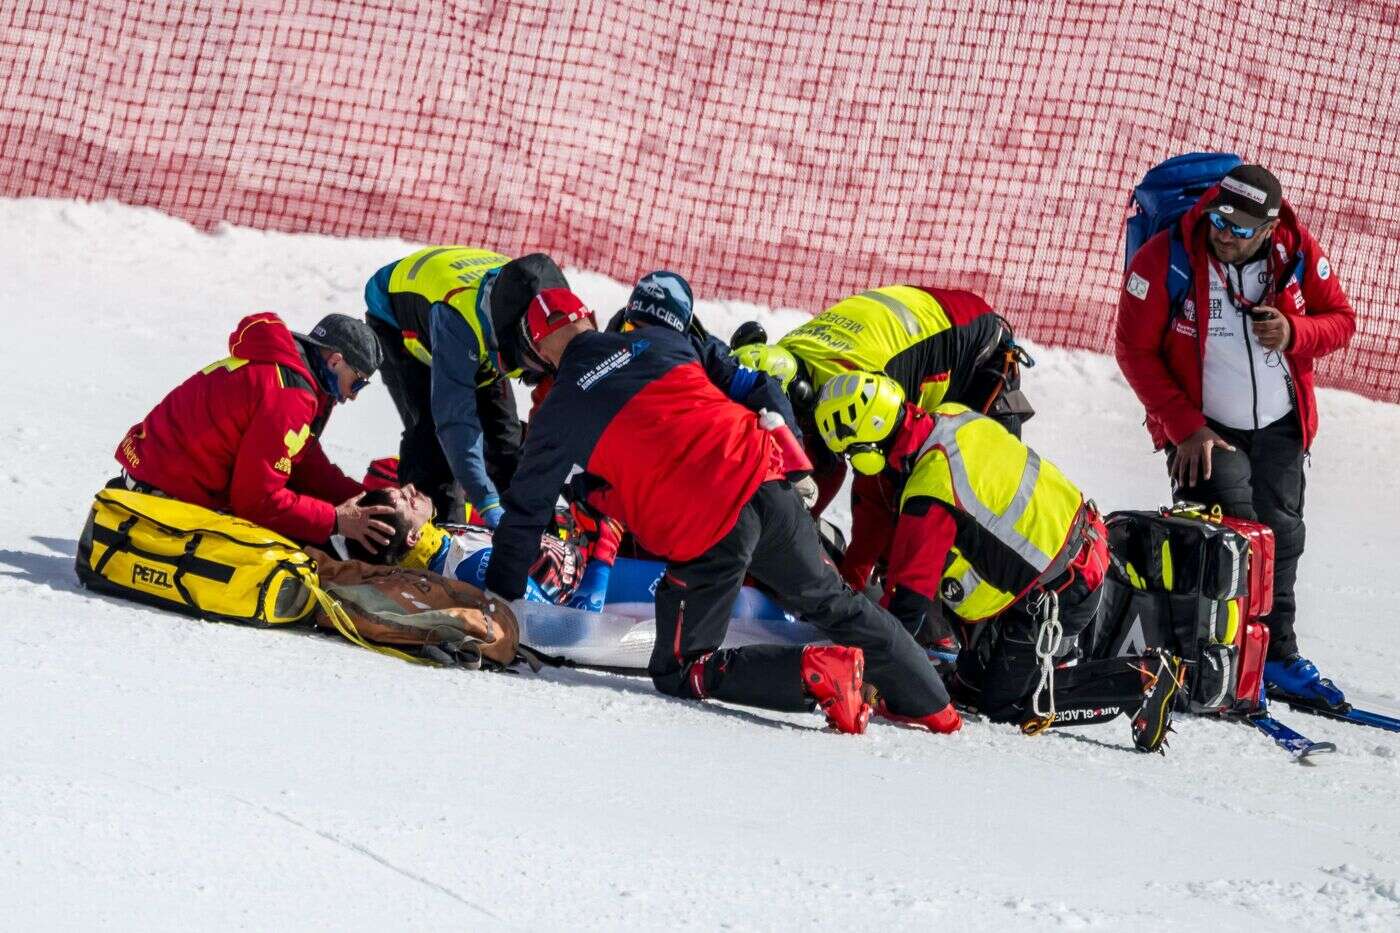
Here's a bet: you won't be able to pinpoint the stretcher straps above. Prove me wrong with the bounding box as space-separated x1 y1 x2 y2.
308 581 432 666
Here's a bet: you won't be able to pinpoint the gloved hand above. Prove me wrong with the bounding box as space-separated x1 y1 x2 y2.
592 516 624 565
478 495 504 529
794 474 819 510
566 589 606 613
567 561 612 613
570 500 624 565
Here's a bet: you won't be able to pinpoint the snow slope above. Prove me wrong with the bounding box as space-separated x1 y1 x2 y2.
2 198 1399 931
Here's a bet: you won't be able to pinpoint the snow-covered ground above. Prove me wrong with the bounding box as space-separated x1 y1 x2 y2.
2 198 1399 930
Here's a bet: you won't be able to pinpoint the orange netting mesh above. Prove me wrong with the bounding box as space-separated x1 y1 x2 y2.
3 1 1397 398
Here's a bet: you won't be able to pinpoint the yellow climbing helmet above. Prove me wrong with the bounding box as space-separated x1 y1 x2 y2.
733 343 799 391
814 372 905 475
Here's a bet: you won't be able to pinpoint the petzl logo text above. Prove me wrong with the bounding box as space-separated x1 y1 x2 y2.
132 562 172 588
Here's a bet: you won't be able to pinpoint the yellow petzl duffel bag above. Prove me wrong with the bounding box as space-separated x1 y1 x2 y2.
75 488 317 625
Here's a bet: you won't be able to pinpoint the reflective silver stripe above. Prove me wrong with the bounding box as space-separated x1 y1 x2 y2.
1224 536 1241 598
917 410 1054 572
405 248 452 280
859 289 921 337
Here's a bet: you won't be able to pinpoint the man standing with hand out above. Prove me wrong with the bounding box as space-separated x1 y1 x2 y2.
1116 162 1356 704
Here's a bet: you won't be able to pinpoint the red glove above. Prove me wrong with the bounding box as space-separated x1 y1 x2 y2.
592 516 624 566
570 500 624 566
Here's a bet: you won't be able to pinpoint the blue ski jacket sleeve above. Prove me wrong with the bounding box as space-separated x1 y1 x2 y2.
694 333 802 439
429 303 499 512
485 387 589 600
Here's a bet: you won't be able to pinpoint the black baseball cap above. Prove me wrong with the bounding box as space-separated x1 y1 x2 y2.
1207 164 1283 228
296 313 383 376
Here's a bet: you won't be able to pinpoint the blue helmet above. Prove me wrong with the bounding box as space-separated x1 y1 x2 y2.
623 270 694 333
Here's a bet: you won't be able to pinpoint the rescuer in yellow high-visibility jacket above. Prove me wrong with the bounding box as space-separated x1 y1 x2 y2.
781 286 1016 413
813 372 1181 751
364 247 567 526
731 285 1033 516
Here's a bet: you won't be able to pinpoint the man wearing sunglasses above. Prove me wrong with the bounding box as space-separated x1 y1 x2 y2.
114 312 395 553
1115 163 1356 707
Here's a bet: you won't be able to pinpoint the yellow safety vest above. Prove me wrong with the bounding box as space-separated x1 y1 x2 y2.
386 246 510 381
901 404 1085 621
779 286 961 410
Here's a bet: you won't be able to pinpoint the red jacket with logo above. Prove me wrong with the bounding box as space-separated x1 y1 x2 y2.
1115 191 1355 450
485 327 787 600
115 313 364 543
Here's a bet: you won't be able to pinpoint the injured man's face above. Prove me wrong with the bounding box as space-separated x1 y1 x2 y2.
383 483 436 541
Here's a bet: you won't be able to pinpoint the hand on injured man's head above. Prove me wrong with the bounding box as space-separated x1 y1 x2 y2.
340 485 432 564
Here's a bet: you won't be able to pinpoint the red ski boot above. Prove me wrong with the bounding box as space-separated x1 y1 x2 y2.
801 645 872 734
875 700 964 734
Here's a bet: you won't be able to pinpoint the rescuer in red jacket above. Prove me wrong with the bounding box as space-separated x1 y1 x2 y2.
1115 163 1356 706
115 312 395 551
484 287 959 735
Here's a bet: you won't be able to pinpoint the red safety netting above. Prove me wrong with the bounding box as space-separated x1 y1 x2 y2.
3 0 1397 399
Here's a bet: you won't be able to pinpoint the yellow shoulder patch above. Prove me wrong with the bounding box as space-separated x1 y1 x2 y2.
283 424 311 458
201 356 251 375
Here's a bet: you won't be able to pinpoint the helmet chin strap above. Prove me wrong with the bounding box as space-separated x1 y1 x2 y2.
848 443 887 475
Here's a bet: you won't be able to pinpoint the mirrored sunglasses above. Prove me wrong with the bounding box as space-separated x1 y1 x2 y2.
1208 211 1260 239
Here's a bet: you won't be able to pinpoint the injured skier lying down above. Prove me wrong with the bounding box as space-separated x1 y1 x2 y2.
335 484 827 667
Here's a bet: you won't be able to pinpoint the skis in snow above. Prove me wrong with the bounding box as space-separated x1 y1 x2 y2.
925 648 1398 755
1244 712 1337 760
1268 690 1400 735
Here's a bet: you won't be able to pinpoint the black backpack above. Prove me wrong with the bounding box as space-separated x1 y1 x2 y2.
1091 508 1256 713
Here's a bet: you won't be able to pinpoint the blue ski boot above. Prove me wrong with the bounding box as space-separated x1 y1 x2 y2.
1264 655 1346 708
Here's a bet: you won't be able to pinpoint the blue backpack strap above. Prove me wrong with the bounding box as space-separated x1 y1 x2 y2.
1154 228 1195 348
1165 230 1193 311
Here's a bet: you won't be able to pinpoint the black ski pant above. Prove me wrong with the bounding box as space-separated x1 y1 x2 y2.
1168 414 1305 660
366 317 523 522
954 578 1120 722
649 480 951 717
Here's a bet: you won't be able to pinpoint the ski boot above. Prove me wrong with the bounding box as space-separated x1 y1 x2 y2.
873 699 963 734
1131 649 1183 754
801 645 872 734
1264 655 1345 708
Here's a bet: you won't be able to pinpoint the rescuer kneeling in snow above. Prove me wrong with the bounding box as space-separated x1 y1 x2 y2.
729 284 1034 518
113 312 394 554
813 371 1183 752
483 286 960 735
